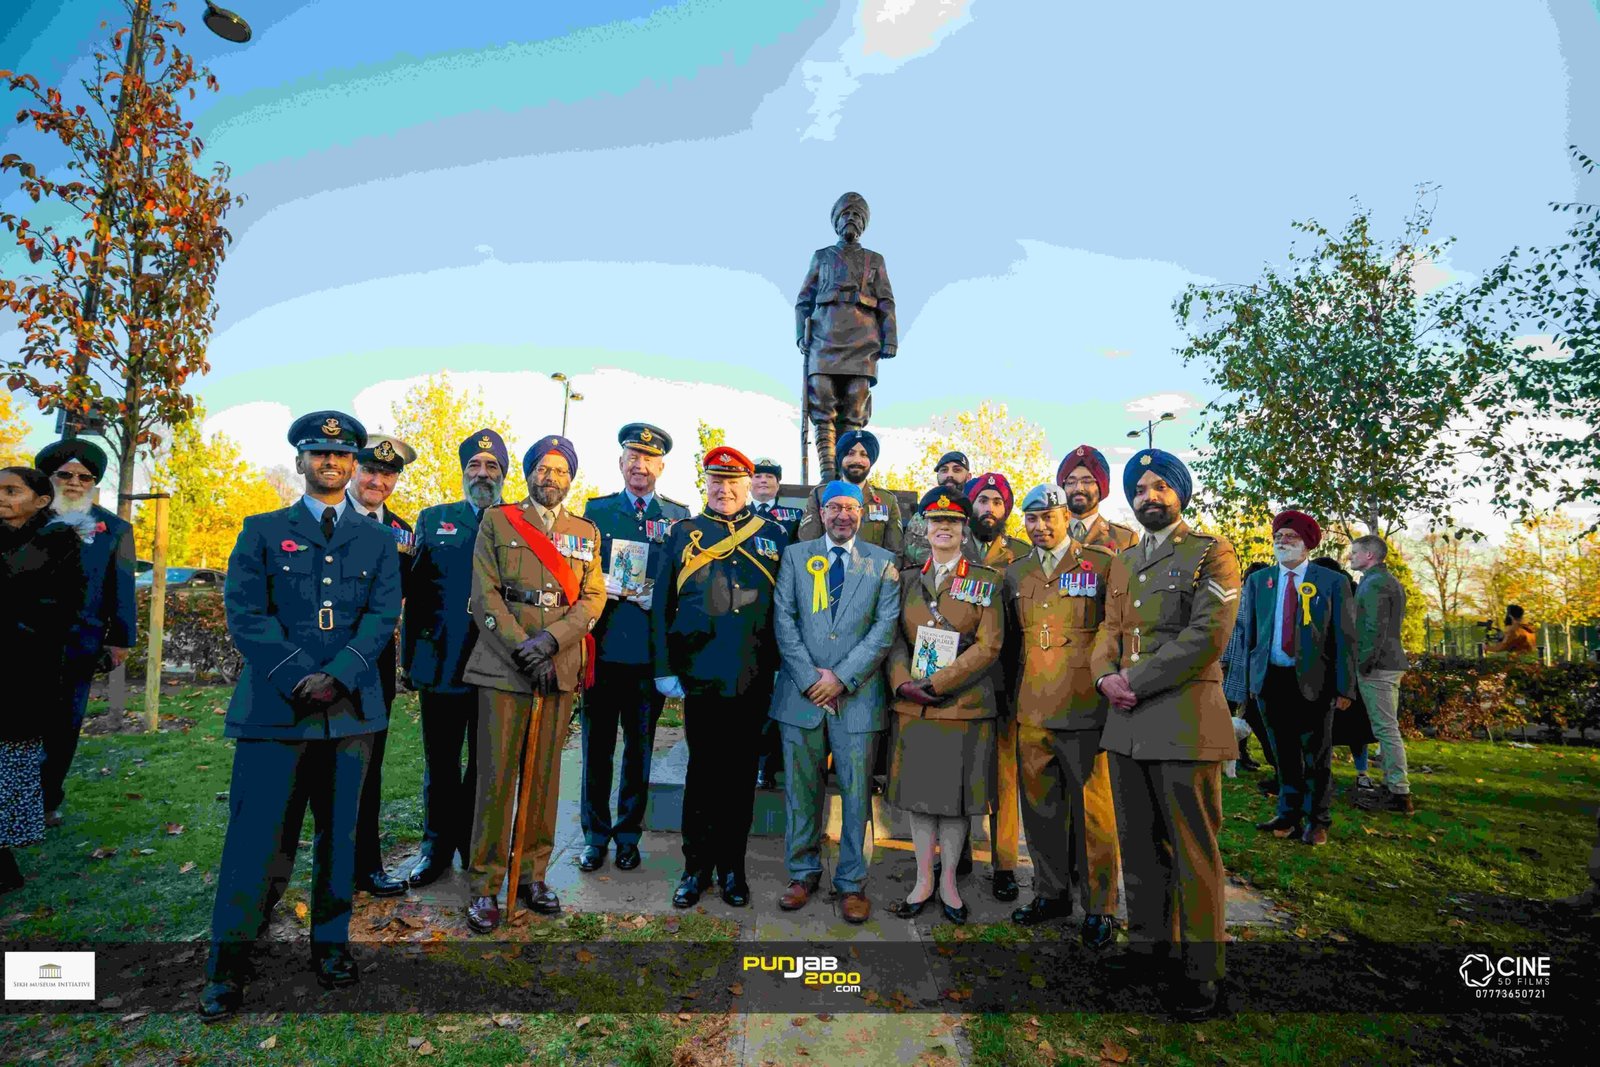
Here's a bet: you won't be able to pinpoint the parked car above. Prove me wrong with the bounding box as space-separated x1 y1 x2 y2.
135 566 227 589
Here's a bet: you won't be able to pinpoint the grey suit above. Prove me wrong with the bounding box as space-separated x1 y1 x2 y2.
770 536 900 892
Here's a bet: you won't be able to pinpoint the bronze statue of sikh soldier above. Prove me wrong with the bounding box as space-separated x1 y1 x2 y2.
796 192 898 482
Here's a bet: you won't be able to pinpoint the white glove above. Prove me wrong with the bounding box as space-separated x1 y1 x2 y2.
636 588 654 612
654 675 685 699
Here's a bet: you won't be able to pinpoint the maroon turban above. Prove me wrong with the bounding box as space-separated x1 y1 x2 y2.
1056 444 1110 499
1272 510 1322 550
966 472 1014 517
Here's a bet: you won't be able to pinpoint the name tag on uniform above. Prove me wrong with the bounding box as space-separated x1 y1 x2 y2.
950 577 993 606
867 504 888 522
752 536 780 560
644 518 675 543
557 534 596 561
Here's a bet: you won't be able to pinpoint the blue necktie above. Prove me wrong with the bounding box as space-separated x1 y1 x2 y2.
829 546 846 618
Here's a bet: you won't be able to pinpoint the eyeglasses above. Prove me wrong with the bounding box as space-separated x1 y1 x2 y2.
532 466 571 481
823 504 862 516
1061 477 1098 490
51 471 96 485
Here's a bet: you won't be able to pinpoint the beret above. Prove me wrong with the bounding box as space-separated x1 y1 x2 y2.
288 410 366 453
1272 509 1322 550
966 472 1014 517
820 480 863 506
918 484 971 519
618 422 672 457
34 438 107 481
1123 448 1192 508
524 434 578 480
357 433 417 472
1020 483 1068 513
935 451 970 471
702 446 754 476
459 428 509 472
836 429 879 466
1056 444 1110 499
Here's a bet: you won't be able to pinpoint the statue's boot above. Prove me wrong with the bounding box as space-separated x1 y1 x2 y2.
814 422 837 483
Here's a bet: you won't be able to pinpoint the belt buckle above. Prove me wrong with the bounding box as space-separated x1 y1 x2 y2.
317 607 334 631
539 591 558 608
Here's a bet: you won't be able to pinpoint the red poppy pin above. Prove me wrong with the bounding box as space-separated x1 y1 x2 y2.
94 521 107 534
281 539 306 553
438 522 457 534
1080 560 1093 571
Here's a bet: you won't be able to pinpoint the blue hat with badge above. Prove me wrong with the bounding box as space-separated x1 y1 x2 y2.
524 434 578 480
288 410 365 453
836 429 879 466
618 422 672 457
1124 448 1192 508
459 428 509 472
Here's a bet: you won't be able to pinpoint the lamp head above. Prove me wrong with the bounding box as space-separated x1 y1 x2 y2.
203 3 252 43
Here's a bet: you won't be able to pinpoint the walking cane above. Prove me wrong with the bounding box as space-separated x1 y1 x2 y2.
504 691 550 921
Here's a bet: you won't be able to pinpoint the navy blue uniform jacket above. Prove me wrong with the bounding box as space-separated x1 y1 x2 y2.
402 500 481 694
586 491 691 666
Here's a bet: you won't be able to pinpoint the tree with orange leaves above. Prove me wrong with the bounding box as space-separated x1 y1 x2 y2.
0 0 241 520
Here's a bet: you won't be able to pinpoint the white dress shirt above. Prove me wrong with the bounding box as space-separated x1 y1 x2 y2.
1269 559 1310 667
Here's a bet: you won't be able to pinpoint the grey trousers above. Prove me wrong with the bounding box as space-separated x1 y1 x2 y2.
779 716 878 893
1357 669 1409 794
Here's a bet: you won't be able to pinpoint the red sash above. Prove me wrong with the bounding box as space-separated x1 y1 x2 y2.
497 504 596 688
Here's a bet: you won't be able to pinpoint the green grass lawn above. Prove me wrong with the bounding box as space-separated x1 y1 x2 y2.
2 688 1594 1064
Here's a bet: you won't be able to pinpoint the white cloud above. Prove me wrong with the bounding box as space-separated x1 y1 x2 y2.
1124 393 1199 417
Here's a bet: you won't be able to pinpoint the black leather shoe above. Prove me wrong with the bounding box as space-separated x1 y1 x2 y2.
1080 914 1116 951
1011 895 1073 926
890 891 932 919
357 868 407 897
518 882 562 915
197 980 242 1022
405 856 452 888
941 895 969 925
1255 815 1302 837
615 843 641 870
1166 978 1220 1020
720 871 751 907
578 845 606 872
755 770 778 790
991 869 1019 902
673 870 710 909
1257 774 1280 795
313 944 359 990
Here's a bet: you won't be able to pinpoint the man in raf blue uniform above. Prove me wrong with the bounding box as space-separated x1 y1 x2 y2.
576 423 691 873
199 411 401 1021
653 446 788 909
32 439 136 827
403 429 508 887
345 433 418 897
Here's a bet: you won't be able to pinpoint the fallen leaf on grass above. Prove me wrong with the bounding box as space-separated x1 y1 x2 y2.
1101 1038 1129 1063
574 948 595 964
678 1013 693 1022
165 824 184 836
89 848 117 860
575 1016 591 1030
1037 1040 1054 1057
728 982 743 996
491 1014 521 1029
258 1036 277 1050
791 1016 807 1027
816 1012 833 1022
1123 1026 1141 1036
436 1025 460 1033
124 793 143 800
179 862 196 874
119 1011 148 1022
294 901 309 923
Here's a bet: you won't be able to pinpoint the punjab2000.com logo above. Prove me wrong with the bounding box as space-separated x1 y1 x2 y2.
1459 953 1550 999
743 954 863 994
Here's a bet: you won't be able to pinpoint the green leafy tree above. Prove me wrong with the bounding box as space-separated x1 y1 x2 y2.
694 419 726 495
0 2 241 519
1175 193 1513 542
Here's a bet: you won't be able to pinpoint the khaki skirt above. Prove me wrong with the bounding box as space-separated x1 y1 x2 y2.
886 712 995 817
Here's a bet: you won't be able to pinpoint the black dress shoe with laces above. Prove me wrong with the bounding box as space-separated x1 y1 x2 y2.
1011 894 1073 926
673 870 711 909
357 868 407 897
313 944 360 990
405 855 453 888
720 871 751 907
578 845 606 872
1080 914 1116 951
197 980 242 1022
615 843 641 870
991 869 1019 902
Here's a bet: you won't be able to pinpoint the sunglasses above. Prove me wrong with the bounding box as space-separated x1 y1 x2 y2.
51 471 97 485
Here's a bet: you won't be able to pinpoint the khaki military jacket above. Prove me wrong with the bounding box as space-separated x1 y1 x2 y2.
886 558 1004 721
1005 541 1118 731
1077 514 1139 554
798 481 903 554
1090 520 1240 761
462 500 608 695
968 533 1030 568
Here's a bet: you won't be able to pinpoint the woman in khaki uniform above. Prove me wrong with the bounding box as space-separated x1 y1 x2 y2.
885 486 1004 923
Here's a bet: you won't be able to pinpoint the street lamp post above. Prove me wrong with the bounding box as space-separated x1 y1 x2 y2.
550 373 584 437
1126 412 1177 450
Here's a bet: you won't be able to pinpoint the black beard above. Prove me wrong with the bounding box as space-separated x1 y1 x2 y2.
1136 503 1177 531
1067 495 1095 517
971 515 1004 542
842 465 869 485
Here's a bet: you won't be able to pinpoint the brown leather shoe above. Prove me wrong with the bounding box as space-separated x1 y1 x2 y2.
840 892 872 925
779 879 817 911
1301 825 1329 847
466 895 500 933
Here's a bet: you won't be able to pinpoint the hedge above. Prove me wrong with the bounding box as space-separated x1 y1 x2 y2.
1400 655 1600 739
126 588 242 683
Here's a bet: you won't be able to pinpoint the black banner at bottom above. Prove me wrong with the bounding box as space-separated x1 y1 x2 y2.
1 940 1587 1015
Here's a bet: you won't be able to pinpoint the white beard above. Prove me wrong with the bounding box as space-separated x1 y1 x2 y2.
54 492 94 517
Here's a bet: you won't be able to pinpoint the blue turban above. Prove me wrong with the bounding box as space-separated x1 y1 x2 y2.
459 428 509 472
524 434 578 480
1123 448 1192 508
836 429 879 466
820 480 863 506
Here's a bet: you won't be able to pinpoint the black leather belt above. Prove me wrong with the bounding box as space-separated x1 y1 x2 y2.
501 585 568 608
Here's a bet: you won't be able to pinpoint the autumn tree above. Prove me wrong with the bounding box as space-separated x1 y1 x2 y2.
874 401 1053 537
133 408 282 567
1175 193 1514 542
1500 511 1600 660
384 373 596 518
0 1 240 520
1415 529 1477 624
694 419 726 495
0 392 28 466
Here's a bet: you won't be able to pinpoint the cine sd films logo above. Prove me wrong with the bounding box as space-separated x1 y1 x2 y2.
1459 953 1550 1000
743 955 863 994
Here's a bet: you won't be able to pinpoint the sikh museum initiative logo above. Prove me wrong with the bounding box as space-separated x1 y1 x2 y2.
4 952 96 1000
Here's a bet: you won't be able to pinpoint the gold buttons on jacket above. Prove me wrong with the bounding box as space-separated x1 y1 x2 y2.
1133 600 1141 608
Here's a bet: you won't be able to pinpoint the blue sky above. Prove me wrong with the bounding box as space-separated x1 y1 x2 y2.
2 0 1597 525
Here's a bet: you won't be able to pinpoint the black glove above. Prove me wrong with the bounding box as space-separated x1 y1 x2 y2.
512 630 559 675
291 671 348 713
529 656 558 694
896 680 942 707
